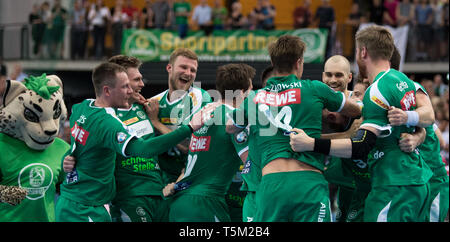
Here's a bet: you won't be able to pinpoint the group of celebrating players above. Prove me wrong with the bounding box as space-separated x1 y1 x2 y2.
56 24 448 222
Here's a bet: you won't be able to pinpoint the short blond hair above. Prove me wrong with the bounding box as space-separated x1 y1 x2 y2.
168 48 198 65
355 25 394 61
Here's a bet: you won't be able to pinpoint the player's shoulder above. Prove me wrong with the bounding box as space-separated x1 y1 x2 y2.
151 90 168 102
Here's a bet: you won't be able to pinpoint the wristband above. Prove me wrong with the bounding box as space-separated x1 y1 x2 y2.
313 138 331 155
405 111 419 127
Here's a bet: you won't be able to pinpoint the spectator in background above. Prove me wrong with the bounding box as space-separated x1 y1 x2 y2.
29 3 46 59
430 0 446 61
293 0 312 29
212 0 228 30
227 1 246 30
369 0 386 25
48 0 67 59
167 0 177 31
415 0 433 61
40 1 52 59
345 2 362 60
384 0 399 26
8 63 28 82
251 0 276 30
345 2 362 33
314 0 335 59
141 0 155 29
88 0 110 59
435 89 449 164
192 0 213 35
122 0 138 28
396 0 416 61
173 0 191 38
111 0 129 56
433 74 448 97
152 0 172 30
71 0 88 60
443 0 449 61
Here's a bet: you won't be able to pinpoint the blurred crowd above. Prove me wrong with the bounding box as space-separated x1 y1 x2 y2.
25 0 449 62
415 74 449 166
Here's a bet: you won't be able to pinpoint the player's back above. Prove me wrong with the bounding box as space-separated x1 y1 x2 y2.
175 104 246 197
361 69 433 187
244 74 345 171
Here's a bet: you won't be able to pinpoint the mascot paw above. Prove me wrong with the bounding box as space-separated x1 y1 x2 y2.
0 185 28 206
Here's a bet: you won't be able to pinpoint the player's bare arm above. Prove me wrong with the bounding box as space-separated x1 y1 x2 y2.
387 90 435 127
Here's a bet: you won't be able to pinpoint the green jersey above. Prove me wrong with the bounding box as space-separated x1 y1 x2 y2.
231 75 346 170
361 69 433 187
175 104 248 198
152 86 211 181
413 83 447 177
241 124 262 192
173 2 191 25
60 99 136 206
0 134 69 222
113 103 164 201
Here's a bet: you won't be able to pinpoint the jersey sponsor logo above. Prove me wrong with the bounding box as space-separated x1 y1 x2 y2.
123 117 139 125
189 134 211 152
128 120 154 138
371 95 390 110
400 90 416 111
77 115 86 124
71 122 89 145
66 169 79 184
189 92 198 107
253 89 301 107
396 81 409 92
242 160 251 174
161 117 178 124
117 132 128 144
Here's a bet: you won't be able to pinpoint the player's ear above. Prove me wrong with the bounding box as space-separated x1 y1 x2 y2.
327 113 337 123
166 63 172 73
103 85 111 97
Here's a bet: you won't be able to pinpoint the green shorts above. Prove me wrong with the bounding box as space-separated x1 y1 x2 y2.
364 184 430 222
242 191 257 222
425 174 449 222
55 196 111 222
169 193 231 222
255 171 331 222
110 195 169 222
346 185 371 222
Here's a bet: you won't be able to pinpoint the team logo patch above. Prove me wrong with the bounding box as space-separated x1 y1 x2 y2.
137 111 146 119
235 131 248 144
117 132 128 144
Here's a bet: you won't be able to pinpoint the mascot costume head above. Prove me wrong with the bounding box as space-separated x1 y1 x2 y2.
0 74 68 221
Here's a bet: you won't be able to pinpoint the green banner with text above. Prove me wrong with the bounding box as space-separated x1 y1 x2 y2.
122 29 328 63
